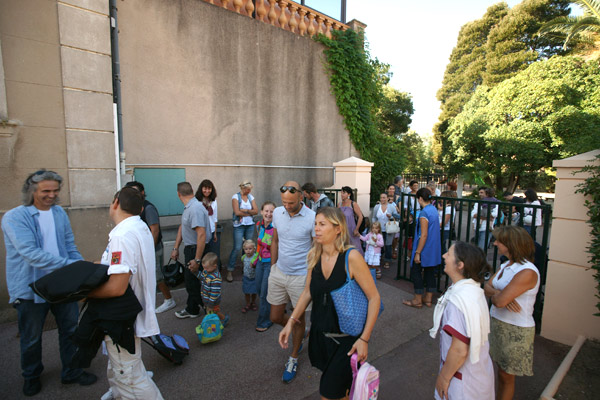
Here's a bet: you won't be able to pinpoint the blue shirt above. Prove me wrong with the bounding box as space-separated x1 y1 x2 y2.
411 204 441 268
2 205 83 303
272 204 315 275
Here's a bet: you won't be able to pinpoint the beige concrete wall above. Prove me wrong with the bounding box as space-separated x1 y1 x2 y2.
0 0 115 319
119 0 356 219
541 150 600 345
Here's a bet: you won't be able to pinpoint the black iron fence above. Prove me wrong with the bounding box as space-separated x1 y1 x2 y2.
395 193 552 330
402 173 450 193
316 188 357 207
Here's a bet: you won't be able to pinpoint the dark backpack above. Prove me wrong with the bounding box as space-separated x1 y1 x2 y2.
142 334 189 365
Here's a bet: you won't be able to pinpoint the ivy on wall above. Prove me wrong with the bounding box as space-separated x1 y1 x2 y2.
315 29 406 204
576 153 600 315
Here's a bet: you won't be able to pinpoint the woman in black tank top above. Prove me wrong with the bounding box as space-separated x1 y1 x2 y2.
278 207 381 400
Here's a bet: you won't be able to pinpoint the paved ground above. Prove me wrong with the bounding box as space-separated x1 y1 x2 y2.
0 264 596 400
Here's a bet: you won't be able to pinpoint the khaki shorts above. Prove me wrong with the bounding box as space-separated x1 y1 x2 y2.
267 264 311 311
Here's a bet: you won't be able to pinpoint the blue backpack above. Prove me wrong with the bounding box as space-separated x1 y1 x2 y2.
196 312 224 344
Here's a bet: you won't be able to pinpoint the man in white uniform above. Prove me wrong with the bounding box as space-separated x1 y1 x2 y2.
89 187 163 399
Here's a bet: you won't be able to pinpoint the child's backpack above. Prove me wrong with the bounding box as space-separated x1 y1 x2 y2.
349 353 379 400
195 311 224 344
142 334 189 365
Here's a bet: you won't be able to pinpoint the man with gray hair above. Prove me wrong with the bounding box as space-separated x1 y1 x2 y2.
1 170 97 396
394 175 409 196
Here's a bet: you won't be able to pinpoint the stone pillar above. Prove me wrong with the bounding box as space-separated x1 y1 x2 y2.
541 149 600 345
331 157 374 216
58 0 116 206
347 19 366 33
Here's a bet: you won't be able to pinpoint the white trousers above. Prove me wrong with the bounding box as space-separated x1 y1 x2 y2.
105 336 164 400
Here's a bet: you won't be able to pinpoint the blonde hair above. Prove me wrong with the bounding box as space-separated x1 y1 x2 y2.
239 181 253 189
371 221 381 234
242 239 256 250
306 207 352 270
202 252 219 267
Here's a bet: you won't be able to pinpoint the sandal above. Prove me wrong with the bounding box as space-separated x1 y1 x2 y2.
376 268 382 279
255 326 269 333
250 302 258 311
423 294 433 308
383 262 390 269
241 304 251 313
402 299 423 308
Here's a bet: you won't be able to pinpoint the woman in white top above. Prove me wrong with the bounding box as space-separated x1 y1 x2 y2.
196 180 220 262
373 192 394 269
431 241 494 400
227 181 258 282
484 225 540 400
523 188 542 237
438 190 456 254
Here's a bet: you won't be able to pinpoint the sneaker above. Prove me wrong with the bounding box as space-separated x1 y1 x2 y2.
23 377 41 397
222 314 230 327
226 271 233 282
175 309 200 319
61 371 97 386
155 298 176 313
100 388 114 400
282 357 298 383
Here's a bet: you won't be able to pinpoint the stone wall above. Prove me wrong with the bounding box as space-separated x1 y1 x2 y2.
541 150 600 345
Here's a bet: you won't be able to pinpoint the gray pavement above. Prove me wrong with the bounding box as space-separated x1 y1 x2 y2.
0 265 577 399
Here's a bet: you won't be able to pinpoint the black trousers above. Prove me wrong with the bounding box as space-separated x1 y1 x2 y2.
183 245 206 315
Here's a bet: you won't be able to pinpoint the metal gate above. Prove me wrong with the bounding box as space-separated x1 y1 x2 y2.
395 193 552 330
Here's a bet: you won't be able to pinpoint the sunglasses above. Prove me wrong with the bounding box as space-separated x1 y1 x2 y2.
280 185 300 194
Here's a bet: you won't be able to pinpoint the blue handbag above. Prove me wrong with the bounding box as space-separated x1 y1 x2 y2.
331 249 382 337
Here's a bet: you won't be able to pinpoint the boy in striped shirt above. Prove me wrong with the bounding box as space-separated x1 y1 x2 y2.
198 252 229 326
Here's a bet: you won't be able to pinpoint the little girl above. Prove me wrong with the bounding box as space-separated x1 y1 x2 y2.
241 239 259 313
360 221 384 280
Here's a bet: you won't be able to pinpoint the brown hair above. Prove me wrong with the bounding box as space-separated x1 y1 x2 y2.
492 225 534 264
202 252 219 267
452 241 491 283
177 182 193 196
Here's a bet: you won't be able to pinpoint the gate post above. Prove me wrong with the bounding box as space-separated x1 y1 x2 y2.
331 157 374 217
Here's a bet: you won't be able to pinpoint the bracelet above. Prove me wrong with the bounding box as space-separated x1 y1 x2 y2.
358 337 369 344
173 248 179 251
289 316 300 325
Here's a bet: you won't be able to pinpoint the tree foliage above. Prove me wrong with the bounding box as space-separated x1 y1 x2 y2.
315 29 414 203
539 0 600 50
434 0 573 163
445 56 600 189
399 130 435 174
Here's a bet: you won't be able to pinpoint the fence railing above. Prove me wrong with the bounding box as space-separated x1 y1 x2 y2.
315 188 357 207
200 0 349 38
401 173 450 194
395 193 552 330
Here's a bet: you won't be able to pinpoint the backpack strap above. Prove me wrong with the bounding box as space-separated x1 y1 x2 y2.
351 352 360 377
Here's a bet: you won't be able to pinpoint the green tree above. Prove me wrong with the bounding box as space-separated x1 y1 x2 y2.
400 130 435 174
446 56 600 190
434 0 572 163
484 0 572 86
434 2 509 163
539 0 600 50
377 86 414 136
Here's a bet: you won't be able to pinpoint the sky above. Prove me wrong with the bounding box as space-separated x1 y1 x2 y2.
303 0 525 135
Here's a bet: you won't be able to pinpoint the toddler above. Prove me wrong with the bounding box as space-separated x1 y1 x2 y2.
360 221 384 280
241 240 259 313
198 252 229 326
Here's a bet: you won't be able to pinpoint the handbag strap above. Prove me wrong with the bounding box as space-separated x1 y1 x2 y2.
344 249 354 283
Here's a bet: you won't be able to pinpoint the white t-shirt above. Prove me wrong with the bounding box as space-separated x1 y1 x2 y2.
232 193 254 226
438 205 453 231
524 200 542 226
201 200 218 235
490 260 540 328
100 216 160 338
38 209 60 257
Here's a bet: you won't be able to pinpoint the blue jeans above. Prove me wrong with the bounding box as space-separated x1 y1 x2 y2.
14 299 82 381
476 230 491 251
254 260 273 329
228 224 255 271
410 263 436 294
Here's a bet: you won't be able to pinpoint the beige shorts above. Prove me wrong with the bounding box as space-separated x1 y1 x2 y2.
267 264 311 311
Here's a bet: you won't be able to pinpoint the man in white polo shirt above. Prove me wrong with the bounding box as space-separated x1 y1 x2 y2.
268 181 316 383
89 187 163 399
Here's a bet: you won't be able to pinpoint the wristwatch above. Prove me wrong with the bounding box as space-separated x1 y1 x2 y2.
195 258 201 264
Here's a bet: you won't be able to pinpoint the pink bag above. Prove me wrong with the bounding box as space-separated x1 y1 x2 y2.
349 353 380 400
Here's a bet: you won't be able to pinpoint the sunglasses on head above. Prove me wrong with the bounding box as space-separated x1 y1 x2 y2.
280 185 300 194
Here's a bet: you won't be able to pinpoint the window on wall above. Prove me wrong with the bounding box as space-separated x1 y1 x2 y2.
134 168 186 216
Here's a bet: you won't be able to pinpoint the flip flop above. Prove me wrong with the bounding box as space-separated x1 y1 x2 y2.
255 326 269 333
250 303 258 311
402 299 423 309
241 305 251 313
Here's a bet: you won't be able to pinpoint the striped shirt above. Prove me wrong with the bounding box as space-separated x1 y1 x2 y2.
199 269 222 306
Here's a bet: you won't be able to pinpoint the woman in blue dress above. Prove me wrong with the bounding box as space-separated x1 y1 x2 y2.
403 188 441 308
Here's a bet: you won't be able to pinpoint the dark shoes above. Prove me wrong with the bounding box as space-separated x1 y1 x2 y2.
61 371 98 386
23 377 41 397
